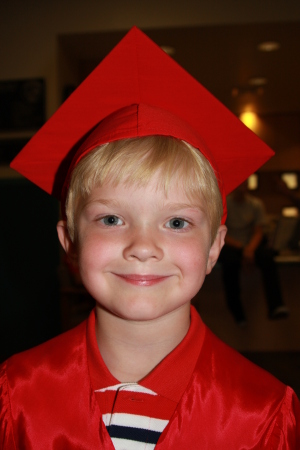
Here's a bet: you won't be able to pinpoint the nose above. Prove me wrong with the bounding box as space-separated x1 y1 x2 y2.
123 228 164 262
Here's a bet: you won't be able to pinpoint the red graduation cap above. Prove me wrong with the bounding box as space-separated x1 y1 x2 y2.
10 26 274 223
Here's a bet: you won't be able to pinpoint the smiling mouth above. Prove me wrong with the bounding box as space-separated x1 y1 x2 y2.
113 274 170 286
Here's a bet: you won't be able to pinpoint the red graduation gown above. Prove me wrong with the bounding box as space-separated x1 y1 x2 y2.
1 308 299 449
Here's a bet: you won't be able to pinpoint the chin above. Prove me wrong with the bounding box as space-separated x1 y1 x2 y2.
119 308 162 322
113 301 168 322
118 301 189 323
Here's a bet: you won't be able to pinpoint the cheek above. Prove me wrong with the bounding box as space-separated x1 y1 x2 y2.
171 238 210 273
77 233 113 272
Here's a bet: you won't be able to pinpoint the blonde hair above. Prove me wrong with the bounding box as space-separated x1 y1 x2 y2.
65 136 223 243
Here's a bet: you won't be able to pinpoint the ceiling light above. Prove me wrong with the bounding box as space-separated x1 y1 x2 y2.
247 174 258 190
281 172 298 190
257 41 281 52
239 111 258 131
248 77 268 86
160 46 175 55
282 207 299 218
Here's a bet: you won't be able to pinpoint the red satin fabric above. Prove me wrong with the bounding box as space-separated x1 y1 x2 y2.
1 309 299 449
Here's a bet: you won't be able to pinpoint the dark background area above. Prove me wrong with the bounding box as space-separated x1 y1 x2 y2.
0 178 61 362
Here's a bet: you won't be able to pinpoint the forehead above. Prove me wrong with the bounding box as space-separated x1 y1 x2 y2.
84 174 205 211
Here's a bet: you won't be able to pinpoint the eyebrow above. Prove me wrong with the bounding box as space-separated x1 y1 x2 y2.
165 202 204 212
83 198 122 208
83 198 204 215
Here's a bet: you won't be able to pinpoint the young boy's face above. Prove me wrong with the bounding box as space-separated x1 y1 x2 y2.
58 172 226 322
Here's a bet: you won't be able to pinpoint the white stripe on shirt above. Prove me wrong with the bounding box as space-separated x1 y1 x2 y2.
111 437 156 450
102 412 168 431
95 383 157 395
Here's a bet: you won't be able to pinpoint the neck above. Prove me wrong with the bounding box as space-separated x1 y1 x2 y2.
95 304 191 382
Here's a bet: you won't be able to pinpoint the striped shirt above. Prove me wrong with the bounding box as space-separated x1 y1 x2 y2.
95 383 172 449
87 307 205 449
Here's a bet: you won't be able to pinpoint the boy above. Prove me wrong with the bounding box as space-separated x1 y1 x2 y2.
1 27 299 449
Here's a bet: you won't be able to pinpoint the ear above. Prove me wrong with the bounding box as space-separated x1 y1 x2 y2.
57 220 78 263
206 225 227 274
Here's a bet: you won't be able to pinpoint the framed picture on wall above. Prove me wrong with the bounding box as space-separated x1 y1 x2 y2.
0 78 45 131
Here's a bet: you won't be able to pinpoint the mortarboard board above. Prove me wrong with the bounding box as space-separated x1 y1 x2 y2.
10 26 274 223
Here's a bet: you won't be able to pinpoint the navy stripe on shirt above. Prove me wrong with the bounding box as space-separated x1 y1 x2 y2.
107 424 161 444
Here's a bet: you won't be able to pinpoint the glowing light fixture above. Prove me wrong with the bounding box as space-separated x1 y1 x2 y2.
258 41 281 52
247 174 258 190
239 111 258 131
248 77 268 87
160 45 175 55
282 207 299 217
281 172 298 190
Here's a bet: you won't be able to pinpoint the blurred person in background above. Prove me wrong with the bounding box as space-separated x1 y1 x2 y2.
219 181 289 325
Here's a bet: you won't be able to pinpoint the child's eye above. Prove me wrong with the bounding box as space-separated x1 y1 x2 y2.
166 218 189 230
100 215 124 226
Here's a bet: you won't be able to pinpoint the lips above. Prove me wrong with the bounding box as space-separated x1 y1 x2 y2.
113 273 170 286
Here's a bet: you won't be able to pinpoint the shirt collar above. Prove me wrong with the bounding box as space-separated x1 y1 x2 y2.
87 305 205 403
